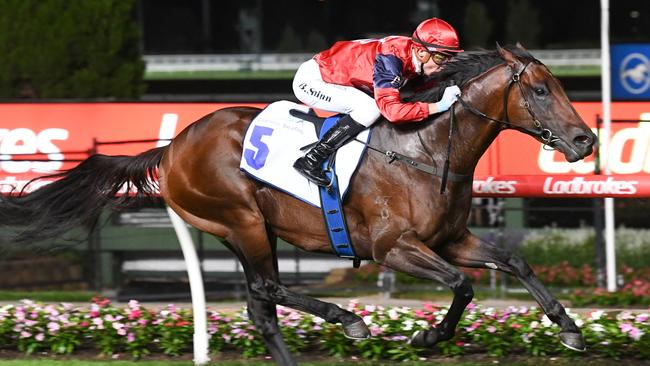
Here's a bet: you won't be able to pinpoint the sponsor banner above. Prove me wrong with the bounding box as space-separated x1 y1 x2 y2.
0 103 264 192
0 102 649 196
473 175 650 198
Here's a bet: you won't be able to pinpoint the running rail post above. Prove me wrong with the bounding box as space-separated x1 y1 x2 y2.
600 0 617 292
157 113 210 365
167 207 210 365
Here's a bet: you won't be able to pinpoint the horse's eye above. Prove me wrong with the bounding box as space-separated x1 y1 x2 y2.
534 87 547 96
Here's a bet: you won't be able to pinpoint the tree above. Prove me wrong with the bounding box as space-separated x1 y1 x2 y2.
506 0 541 49
0 0 145 99
463 1 493 50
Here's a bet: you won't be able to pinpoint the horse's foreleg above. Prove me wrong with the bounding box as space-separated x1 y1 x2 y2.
438 232 586 352
376 231 473 348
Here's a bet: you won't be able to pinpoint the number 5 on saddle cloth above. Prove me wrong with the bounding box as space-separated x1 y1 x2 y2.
239 100 371 267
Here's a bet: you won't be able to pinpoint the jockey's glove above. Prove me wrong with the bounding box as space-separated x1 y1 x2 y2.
435 85 462 113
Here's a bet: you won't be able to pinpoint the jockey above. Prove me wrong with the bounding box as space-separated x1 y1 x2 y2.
292 18 464 186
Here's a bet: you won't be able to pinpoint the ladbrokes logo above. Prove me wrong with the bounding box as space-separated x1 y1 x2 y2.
543 176 638 195
538 114 650 174
0 128 69 173
473 176 517 194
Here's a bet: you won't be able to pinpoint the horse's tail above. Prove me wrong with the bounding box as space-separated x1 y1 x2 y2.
0 147 167 245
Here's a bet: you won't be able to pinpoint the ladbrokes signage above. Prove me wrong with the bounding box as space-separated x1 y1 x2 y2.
0 102 649 196
472 175 650 198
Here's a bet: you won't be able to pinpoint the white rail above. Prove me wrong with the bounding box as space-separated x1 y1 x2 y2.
144 49 602 73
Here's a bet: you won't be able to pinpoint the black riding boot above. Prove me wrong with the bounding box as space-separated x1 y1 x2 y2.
294 115 366 186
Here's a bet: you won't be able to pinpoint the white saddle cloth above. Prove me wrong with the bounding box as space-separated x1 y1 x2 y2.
239 101 370 207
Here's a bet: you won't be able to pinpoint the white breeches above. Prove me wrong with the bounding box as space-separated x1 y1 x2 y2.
292 59 381 127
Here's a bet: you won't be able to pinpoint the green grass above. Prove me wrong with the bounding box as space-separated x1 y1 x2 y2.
548 65 601 77
0 291 95 302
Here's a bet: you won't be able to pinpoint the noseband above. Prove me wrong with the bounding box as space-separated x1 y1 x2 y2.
455 61 560 150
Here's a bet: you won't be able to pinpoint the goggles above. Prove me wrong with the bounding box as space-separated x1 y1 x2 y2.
430 51 452 66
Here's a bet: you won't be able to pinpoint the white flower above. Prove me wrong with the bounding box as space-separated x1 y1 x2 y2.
387 309 399 320
590 310 605 320
589 323 605 333
541 315 553 328
530 321 539 329
575 318 584 328
415 320 429 328
362 315 373 325
402 320 414 331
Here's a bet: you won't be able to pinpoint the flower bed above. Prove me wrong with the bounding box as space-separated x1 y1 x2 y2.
1 298 649 361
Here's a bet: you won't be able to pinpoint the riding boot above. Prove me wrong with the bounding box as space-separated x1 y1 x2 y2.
294 115 366 186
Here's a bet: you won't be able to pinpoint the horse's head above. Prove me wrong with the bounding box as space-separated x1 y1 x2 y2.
494 43 596 162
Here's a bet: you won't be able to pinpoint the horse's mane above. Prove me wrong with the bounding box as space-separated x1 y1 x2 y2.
406 45 538 103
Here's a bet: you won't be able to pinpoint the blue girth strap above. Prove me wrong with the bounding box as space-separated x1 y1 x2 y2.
318 116 361 268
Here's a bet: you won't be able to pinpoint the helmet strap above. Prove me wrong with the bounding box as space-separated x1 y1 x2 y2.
412 47 430 75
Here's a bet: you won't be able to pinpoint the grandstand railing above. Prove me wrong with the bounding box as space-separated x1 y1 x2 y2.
143 49 601 73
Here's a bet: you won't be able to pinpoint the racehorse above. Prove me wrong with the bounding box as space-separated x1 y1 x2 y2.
0 44 595 365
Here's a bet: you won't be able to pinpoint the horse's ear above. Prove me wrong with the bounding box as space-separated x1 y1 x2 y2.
515 42 528 52
496 42 521 68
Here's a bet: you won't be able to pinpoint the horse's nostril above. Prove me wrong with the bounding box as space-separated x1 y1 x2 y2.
573 134 593 146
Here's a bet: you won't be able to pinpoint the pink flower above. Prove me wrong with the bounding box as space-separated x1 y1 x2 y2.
620 322 634 333
511 323 522 329
128 309 142 320
35 333 45 341
370 325 384 336
629 327 645 341
127 332 135 343
487 326 497 333
92 318 103 327
47 322 60 333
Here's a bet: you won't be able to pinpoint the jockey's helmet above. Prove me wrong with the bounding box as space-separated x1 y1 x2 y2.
411 18 463 55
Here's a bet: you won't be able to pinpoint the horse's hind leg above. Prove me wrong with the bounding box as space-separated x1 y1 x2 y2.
375 231 474 348
230 225 370 342
438 232 585 351
221 235 296 366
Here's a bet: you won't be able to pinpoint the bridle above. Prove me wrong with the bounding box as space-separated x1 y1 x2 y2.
455 61 561 150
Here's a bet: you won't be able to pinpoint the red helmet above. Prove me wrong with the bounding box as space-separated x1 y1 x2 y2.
412 18 463 54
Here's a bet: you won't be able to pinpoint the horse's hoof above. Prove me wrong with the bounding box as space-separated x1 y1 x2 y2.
343 320 370 340
409 330 438 348
560 332 586 352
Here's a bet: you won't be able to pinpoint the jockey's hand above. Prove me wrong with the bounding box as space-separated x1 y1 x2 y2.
429 85 461 114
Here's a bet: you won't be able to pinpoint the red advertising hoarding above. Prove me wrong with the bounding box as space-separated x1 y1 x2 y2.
1 102 649 197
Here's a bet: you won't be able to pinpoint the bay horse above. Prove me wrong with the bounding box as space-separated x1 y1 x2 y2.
0 45 595 365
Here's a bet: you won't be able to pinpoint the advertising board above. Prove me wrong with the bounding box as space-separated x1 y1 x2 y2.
1 102 649 197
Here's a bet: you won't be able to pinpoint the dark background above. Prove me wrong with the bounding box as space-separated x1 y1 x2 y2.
138 0 650 54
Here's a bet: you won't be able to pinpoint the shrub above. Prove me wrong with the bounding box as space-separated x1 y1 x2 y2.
0 0 145 99
2 299 650 360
